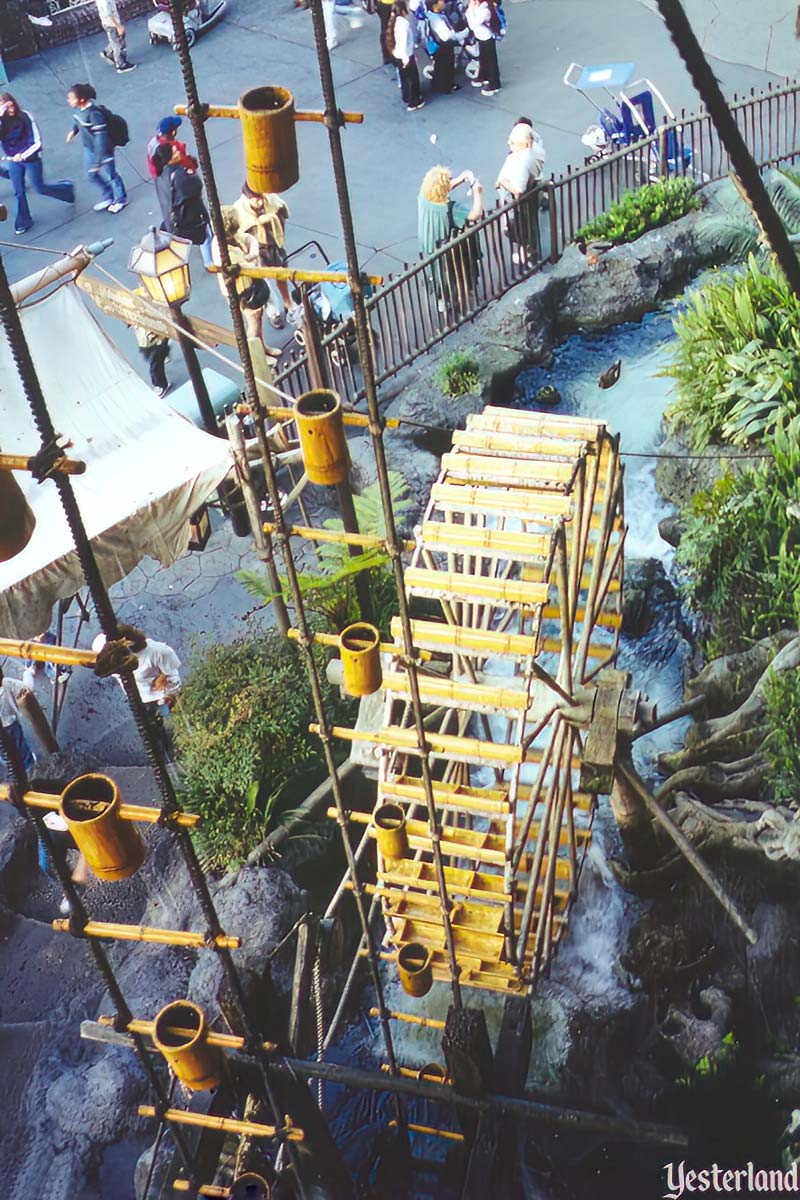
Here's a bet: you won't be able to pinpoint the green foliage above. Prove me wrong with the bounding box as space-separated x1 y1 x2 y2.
173 630 349 871
238 475 412 636
438 350 480 398
763 666 800 803
676 418 800 651
574 177 700 247
665 255 800 450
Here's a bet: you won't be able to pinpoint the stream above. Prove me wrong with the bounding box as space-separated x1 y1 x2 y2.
325 302 697 1196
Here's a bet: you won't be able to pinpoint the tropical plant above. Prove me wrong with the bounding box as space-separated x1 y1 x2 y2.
763 665 800 804
675 417 800 652
238 475 413 636
665 255 800 449
574 177 701 247
173 630 350 870
438 350 480 398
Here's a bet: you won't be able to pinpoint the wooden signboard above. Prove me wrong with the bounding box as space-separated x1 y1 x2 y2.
76 273 238 348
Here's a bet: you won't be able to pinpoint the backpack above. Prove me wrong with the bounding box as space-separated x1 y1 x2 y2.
97 104 129 148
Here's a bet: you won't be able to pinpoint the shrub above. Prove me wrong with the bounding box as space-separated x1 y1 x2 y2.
763 666 800 803
173 630 350 870
675 418 800 652
239 475 412 636
665 255 800 449
438 350 480 398
574 177 700 247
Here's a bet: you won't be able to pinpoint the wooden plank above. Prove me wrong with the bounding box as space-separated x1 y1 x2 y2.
77 273 237 347
381 670 531 718
477 407 606 440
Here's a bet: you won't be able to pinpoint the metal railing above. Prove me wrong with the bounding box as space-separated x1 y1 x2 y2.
274 79 800 408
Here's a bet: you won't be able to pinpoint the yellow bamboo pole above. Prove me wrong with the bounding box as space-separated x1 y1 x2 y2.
0 451 85 476
96 1014 279 1051
205 264 383 286
52 919 240 949
173 103 363 125
0 638 97 667
450 429 587 460
316 723 524 766
389 617 538 658
285 627 431 661
0 786 200 827
173 1184 229 1197
441 452 576 488
380 1063 453 1085
419 520 552 562
381 670 529 715
264 523 414 551
369 1007 446 1030
138 1105 302 1141
389 1119 464 1142
404 567 550 606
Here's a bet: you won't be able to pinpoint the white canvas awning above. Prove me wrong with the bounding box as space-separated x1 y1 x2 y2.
0 283 233 638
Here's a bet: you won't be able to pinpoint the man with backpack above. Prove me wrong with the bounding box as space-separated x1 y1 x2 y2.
65 83 127 213
94 0 137 73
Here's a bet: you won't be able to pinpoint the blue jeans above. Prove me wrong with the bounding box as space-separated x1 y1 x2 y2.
0 157 75 232
85 149 126 204
1 718 34 777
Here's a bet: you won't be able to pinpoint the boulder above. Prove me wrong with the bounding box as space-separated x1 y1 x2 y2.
655 434 747 510
622 557 679 638
45 1048 146 1149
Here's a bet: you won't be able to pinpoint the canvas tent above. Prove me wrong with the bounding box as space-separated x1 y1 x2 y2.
0 283 233 638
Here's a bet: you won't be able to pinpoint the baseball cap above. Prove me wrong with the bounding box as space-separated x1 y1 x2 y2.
157 116 182 136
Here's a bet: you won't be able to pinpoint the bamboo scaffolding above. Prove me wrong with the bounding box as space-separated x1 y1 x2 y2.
0 638 96 666
52 919 240 949
388 1119 464 1142
370 1007 446 1030
0 785 200 827
138 1105 303 1141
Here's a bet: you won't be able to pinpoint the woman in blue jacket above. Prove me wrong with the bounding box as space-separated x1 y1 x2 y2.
0 92 74 235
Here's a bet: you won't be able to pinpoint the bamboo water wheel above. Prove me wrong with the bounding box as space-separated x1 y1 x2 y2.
333 406 625 998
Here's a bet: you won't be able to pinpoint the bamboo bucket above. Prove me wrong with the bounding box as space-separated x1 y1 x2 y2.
339 622 381 696
373 802 408 860
152 1000 222 1092
397 943 433 998
294 390 349 485
60 773 145 881
239 86 298 194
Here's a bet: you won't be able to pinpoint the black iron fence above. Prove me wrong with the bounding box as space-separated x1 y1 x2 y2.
274 80 800 408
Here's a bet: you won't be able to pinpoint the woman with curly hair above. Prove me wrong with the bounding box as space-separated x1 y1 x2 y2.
418 164 484 311
386 0 425 111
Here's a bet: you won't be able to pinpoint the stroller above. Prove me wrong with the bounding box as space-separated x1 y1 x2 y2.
415 0 481 82
285 242 377 368
148 0 226 49
563 60 704 181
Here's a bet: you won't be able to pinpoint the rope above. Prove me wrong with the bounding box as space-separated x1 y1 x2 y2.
313 951 324 1110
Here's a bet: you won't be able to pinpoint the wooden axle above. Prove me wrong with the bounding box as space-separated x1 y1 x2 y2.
206 263 383 287
138 1105 303 1141
369 1006 446 1030
0 451 85 476
97 1014 278 1053
0 785 200 828
52 919 240 949
0 638 96 667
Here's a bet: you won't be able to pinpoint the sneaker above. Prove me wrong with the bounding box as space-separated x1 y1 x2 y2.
470 79 484 88
327 38 339 49
93 198 112 212
117 62 138 73
154 386 169 398
59 897 71 915
286 304 303 327
450 83 461 92
14 224 32 236
266 307 285 330
107 200 127 213
28 12 53 25
99 48 114 63
481 87 500 96
407 100 426 111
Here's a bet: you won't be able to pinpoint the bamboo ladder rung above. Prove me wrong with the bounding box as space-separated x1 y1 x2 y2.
419 520 553 562
404 567 550 607
377 859 511 903
389 616 541 659
381 775 510 815
320 722 525 767
451 428 590 460
430 482 574 519
522 564 621 593
476 406 607 441
51 919 241 949
137 1105 302 1141
540 604 622 629
381 669 531 718
441 452 576 490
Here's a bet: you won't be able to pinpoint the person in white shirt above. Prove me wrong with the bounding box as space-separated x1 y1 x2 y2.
92 626 181 712
95 0 136 73
386 0 425 112
426 0 467 95
466 0 500 96
496 121 546 262
0 675 34 777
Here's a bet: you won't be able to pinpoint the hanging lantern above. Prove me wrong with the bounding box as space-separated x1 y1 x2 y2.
373 802 408 861
0 470 35 562
397 943 433 998
339 622 381 696
294 389 349 486
152 1000 223 1092
239 86 299 194
128 227 192 307
59 773 145 881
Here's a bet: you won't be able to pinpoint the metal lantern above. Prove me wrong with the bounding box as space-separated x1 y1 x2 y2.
0 470 35 562
128 227 192 306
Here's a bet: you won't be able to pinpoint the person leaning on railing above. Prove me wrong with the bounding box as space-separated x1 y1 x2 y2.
418 164 484 313
495 119 546 264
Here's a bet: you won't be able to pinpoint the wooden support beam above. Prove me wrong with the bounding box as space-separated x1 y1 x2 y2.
418 521 553 562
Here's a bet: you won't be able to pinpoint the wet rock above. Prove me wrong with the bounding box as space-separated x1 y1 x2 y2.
658 513 683 547
658 986 732 1069
622 557 679 638
746 903 800 1045
655 433 747 509
382 385 484 438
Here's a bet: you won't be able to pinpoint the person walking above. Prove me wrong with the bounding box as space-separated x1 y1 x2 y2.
426 0 466 94
0 92 74 235
496 121 546 262
130 288 171 397
152 142 212 266
95 0 137 73
233 183 301 328
376 0 395 63
146 115 197 224
65 83 127 213
386 0 424 111
466 0 501 96
0 674 34 778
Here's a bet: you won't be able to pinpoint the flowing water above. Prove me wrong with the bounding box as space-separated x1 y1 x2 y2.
327 303 696 1194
